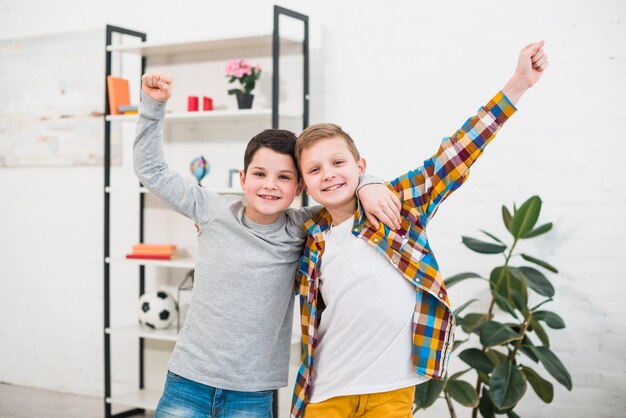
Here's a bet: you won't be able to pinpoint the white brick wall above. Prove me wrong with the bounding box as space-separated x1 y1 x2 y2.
0 0 624 416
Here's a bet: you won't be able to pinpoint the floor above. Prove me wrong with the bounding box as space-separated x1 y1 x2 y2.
0 380 301 418
0 383 154 418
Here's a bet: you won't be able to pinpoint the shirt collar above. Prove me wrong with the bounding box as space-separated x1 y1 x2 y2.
303 202 367 238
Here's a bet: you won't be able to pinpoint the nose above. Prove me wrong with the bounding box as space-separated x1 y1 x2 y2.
263 178 278 190
321 167 335 181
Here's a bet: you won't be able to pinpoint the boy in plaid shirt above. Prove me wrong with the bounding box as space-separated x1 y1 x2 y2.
291 41 548 417
135 74 401 418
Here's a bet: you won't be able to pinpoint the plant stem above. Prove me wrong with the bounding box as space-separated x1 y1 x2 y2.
473 237 519 418
444 391 457 418
509 311 532 361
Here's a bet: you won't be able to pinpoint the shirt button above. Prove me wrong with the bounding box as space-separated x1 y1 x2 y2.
439 292 444 298
392 259 398 264
353 228 359 232
373 238 379 243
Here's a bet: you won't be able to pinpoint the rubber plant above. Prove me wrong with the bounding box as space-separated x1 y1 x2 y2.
413 196 572 417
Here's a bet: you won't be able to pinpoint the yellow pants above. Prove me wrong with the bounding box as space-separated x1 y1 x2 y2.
303 386 415 418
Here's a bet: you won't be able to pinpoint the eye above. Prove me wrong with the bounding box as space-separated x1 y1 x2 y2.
279 175 292 180
308 167 320 174
333 160 344 166
253 172 265 177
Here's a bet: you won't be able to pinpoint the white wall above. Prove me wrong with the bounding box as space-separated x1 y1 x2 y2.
1 0 625 417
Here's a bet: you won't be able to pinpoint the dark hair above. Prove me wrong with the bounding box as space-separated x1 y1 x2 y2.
243 129 300 177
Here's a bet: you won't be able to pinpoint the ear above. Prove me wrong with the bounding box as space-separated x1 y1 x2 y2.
357 158 366 175
295 179 304 197
239 169 247 191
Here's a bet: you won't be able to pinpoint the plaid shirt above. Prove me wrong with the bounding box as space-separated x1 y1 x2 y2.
290 92 517 418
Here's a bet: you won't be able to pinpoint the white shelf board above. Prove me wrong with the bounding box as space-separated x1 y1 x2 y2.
106 108 301 123
106 388 161 410
106 255 196 269
106 33 301 57
106 324 179 342
105 186 244 195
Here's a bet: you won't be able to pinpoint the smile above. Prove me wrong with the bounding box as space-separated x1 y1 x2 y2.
258 194 281 200
323 183 344 192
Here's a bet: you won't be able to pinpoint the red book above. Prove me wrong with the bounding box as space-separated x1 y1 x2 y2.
126 253 173 260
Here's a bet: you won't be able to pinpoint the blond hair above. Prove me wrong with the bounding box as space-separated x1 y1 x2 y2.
295 123 360 165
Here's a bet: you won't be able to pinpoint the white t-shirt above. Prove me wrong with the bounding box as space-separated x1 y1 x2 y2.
309 218 430 403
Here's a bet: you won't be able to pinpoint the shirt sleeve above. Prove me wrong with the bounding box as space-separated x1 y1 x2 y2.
355 173 385 195
133 93 224 224
389 92 517 225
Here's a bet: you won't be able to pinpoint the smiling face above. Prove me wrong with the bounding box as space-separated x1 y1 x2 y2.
299 136 366 224
240 146 302 224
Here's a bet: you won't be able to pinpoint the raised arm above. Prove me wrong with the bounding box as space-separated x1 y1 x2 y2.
390 42 548 224
134 73 221 224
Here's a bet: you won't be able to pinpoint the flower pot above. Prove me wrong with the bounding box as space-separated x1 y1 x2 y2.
236 92 254 109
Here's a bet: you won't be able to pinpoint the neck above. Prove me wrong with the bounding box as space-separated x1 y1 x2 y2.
243 206 281 225
327 200 356 226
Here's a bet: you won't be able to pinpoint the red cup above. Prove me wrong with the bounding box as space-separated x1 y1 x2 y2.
187 96 199 112
203 96 213 111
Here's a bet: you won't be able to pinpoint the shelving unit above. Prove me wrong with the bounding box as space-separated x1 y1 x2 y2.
105 108 302 123
103 6 309 417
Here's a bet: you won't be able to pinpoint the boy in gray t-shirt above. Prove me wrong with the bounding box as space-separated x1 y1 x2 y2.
136 73 401 418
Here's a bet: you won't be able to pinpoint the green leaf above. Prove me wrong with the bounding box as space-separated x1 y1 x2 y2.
448 368 471 380
533 310 566 329
507 411 522 418
446 380 479 407
520 342 539 363
479 388 496 418
531 346 573 390
529 318 550 347
490 266 511 301
462 236 507 254
489 362 527 409
480 321 521 347
485 349 508 365
478 371 491 385
521 365 554 403
494 292 519 319
454 299 478 316
502 205 513 233
459 348 495 373
481 229 506 244
510 289 526 313
521 222 553 239
509 196 542 239
519 266 555 297
227 88 241 95
414 379 445 409
452 338 468 352
509 269 528 306
445 272 483 288
461 313 488 334
521 254 558 273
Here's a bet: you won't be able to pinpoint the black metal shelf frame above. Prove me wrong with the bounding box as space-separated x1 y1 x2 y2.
103 6 309 418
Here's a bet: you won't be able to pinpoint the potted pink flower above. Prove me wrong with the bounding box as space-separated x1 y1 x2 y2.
225 59 261 109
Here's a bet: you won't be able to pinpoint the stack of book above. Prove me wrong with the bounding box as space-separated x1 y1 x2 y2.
118 105 138 114
126 244 177 260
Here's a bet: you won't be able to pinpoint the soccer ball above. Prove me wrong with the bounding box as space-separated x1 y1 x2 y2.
138 291 178 329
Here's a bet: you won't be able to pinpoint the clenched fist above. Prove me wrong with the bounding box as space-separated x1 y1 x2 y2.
141 72 173 103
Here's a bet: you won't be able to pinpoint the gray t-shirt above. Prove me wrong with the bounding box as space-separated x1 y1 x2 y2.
134 94 318 391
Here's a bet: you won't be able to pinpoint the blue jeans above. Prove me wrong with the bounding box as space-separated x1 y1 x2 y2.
155 370 274 418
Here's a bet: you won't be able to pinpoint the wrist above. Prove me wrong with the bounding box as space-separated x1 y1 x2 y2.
502 76 530 105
